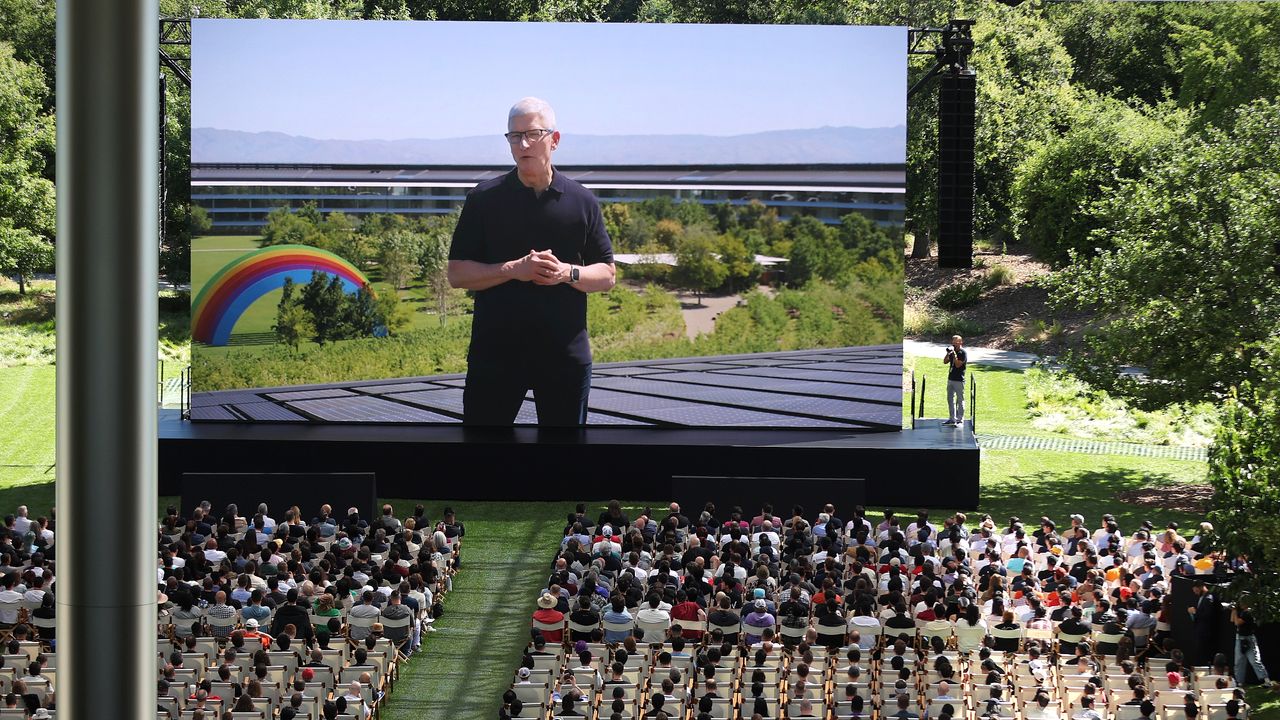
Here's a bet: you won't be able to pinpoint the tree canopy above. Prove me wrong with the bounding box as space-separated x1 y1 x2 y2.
1046 97 1280 409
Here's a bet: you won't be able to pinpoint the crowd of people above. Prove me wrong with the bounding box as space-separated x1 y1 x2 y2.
156 501 463 720
504 502 1274 720
0 505 58 717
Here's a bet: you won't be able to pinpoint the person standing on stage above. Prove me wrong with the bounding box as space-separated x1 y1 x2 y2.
943 335 968 426
447 97 615 426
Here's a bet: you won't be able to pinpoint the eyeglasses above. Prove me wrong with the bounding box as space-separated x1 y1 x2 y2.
504 128 554 145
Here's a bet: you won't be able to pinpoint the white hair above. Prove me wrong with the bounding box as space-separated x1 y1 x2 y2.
508 96 557 130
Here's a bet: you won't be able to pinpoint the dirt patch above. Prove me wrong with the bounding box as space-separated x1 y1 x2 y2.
1115 484 1213 514
905 245 1092 352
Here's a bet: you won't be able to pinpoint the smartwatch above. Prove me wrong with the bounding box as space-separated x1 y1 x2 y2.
569 265 580 284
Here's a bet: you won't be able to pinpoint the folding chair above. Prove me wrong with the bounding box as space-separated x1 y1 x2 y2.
205 611 240 638
778 622 808 644
512 682 550 707
989 625 1023 652
1203 704 1248 720
817 623 849 646
706 618 741 640
346 613 380 642
567 619 600 639
379 613 412 661
602 618 635 641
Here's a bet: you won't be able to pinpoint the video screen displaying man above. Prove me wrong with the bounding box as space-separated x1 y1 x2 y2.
447 97 616 426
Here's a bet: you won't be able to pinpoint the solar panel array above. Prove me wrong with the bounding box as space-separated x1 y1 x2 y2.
189 344 903 430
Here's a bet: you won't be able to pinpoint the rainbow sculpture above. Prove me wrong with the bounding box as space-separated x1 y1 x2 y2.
192 245 370 346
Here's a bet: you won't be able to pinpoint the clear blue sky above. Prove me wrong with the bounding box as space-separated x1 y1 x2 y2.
192 19 906 139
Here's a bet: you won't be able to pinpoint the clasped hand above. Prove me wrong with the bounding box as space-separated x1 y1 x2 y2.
514 248 569 285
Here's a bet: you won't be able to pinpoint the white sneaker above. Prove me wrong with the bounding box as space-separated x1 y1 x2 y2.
424 625 438 632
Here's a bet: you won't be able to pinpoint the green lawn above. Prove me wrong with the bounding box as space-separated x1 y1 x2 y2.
0 366 56 491
904 353 1064 438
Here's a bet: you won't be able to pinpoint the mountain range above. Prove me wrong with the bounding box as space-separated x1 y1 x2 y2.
192 125 906 165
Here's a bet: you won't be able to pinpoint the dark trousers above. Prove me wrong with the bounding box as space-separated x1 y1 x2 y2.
462 359 591 426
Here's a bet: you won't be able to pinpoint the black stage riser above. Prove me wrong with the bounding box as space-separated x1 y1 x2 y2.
159 416 980 510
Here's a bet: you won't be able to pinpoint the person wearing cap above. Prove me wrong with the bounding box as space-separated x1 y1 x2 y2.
242 617 273 650
742 598 776 645
515 666 534 684
533 591 566 644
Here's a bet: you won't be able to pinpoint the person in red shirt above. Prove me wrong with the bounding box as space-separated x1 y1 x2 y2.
532 592 565 644
242 618 273 651
670 589 705 640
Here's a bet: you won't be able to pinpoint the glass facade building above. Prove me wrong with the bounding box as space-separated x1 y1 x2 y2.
192 164 906 232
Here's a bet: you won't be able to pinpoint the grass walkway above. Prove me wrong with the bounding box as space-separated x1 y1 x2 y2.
377 501 575 720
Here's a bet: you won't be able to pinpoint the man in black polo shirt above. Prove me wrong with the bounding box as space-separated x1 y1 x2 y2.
448 97 615 426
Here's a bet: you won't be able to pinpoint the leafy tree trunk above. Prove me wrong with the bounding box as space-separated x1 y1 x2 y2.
17 275 24 295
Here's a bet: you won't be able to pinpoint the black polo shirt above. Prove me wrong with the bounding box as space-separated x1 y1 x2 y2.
449 168 613 366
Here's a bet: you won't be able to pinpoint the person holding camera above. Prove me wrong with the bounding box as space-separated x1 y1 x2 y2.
942 335 967 427
1232 597 1278 690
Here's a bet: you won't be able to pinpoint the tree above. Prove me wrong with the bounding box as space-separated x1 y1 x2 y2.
969 4 1079 240
1049 1 1182 108
260 206 320 247
601 202 633 250
0 42 55 245
375 289 411 335
416 214 454 324
272 277 313 352
1047 97 1280 409
0 0 55 85
299 271 347 345
715 233 758 294
189 205 213 236
322 210 357 252
0 222 52 294
1206 339 1280 622
653 218 683 250
784 215 844 287
670 231 726 306
836 212 897 265
1012 95 1189 264
342 283 381 337
1169 3 1280 132
377 229 424 289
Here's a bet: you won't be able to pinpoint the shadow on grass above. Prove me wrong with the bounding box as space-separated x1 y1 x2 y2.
0 292 54 326
0 481 55 518
225 332 276 347
985 465 1203 529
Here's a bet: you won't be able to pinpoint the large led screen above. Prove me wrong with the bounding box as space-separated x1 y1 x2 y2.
190 19 907 429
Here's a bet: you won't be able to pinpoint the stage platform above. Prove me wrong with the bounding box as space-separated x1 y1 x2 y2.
159 412 981 510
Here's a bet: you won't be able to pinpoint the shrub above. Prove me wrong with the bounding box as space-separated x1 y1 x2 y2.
986 263 1015 287
904 301 983 338
935 279 987 309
